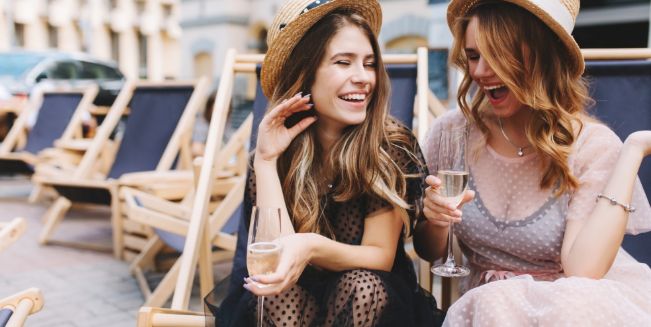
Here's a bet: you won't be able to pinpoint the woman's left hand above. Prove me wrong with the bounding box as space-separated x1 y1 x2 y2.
244 233 315 296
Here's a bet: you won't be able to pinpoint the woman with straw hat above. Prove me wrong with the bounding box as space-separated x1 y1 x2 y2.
414 0 651 325
207 0 444 326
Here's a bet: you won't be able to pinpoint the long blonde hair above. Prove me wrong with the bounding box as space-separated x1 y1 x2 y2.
269 10 419 237
451 2 592 195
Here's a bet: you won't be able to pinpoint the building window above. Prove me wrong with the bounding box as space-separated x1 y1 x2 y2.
110 30 120 63
48 23 58 49
138 31 148 79
14 23 25 47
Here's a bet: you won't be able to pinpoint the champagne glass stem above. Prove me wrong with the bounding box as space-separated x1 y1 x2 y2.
258 296 264 327
445 223 456 266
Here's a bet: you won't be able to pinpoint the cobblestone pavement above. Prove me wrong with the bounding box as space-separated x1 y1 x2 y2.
0 178 231 327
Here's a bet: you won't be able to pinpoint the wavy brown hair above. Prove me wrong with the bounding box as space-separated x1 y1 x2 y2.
269 10 420 238
450 2 592 195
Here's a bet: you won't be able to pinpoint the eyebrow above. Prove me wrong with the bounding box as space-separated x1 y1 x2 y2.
329 52 375 60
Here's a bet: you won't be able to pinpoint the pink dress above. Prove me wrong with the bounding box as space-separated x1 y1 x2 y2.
425 111 651 326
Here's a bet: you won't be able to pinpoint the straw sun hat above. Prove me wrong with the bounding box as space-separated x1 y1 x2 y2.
261 0 382 98
447 0 584 77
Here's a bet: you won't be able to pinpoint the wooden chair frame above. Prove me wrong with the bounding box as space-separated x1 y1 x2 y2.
0 288 43 327
31 79 209 258
120 113 252 307
1 219 43 326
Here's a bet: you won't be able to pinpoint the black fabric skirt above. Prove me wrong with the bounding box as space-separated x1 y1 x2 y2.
205 267 444 327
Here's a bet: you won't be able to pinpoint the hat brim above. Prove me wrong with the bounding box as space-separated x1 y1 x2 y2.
261 0 382 98
447 0 584 77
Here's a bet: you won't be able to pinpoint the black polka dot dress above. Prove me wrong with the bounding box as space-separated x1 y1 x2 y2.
206 122 444 326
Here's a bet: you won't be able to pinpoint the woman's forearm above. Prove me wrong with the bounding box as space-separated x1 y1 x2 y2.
253 158 295 235
413 220 449 262
305 233 397 272
563 144 644 278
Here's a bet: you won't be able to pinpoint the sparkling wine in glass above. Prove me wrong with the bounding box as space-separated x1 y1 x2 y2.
247 206 282 327
431 127 471 277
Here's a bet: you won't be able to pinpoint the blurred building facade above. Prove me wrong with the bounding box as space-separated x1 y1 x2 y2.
0 0 182 80
180 0 440 86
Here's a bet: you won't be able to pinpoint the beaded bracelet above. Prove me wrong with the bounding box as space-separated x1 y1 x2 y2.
596 194 636 213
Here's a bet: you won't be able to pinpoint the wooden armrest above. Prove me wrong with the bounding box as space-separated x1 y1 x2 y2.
54 139 94 151
138 306 208 327
118 170 194 187
0 288 44 315
122 187 191 220
0 217 26 253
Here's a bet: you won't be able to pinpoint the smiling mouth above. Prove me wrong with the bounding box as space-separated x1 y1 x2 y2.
484 84 508 101
338 93 367 103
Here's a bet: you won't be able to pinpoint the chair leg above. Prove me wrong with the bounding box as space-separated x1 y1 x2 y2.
145 258 182 307
129 235 165 273
198 228 214 299
110 184 123 259
27 184 44 203
38 197 71 245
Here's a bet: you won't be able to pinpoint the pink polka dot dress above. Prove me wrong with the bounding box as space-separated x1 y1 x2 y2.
425 111 651 326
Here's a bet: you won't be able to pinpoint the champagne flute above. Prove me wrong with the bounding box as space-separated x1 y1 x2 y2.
431 126 471 277
247 206 282 327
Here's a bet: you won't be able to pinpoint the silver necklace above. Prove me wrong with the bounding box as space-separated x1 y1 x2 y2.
497 118 530 157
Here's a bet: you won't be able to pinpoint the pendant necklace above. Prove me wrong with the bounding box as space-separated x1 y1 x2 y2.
497 118 530 157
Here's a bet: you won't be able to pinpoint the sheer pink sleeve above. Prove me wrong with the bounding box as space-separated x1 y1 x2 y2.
567 123 651 234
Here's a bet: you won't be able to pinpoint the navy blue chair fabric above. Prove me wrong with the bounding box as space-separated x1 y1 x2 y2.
24 93 84 154
585 60 651 266
0 93 83 175
224 64 419 307
54 86 194 205
0 308 12 326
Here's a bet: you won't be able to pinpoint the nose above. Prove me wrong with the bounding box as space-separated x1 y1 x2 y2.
351 63 372 85
474 57 495 79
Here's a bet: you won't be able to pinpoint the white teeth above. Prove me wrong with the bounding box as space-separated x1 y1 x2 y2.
340 93 366 101
484 84 505 91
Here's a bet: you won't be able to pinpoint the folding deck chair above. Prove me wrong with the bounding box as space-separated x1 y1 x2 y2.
582 48 651 267
0 218 44 327
0 86 98 176
136 47 438 326
120 114 251 307
32 79 209 258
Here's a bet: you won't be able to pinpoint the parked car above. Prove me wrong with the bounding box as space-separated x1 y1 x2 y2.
0 51 125 106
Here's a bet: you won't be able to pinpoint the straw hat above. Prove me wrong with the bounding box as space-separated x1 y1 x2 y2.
261 0 382 98
447 0 584 77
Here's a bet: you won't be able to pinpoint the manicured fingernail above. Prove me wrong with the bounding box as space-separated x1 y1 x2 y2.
302 93 311 99
251 276 259 282
296 91 303 97
306 103 314 108
243 284 250 290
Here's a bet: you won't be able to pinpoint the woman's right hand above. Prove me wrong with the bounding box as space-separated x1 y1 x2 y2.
255 93 316 163
422 174 475 227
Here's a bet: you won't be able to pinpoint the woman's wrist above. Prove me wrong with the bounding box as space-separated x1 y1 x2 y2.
254 151 278 169
303 233 321 263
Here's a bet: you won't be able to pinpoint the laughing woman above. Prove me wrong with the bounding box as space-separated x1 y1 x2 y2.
207 0 443 326
414 0 651 325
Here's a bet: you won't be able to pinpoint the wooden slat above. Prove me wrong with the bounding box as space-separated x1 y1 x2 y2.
124 234 150 251
582 48 651 60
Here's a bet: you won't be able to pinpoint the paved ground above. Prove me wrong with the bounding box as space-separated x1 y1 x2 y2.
0 177 231 327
